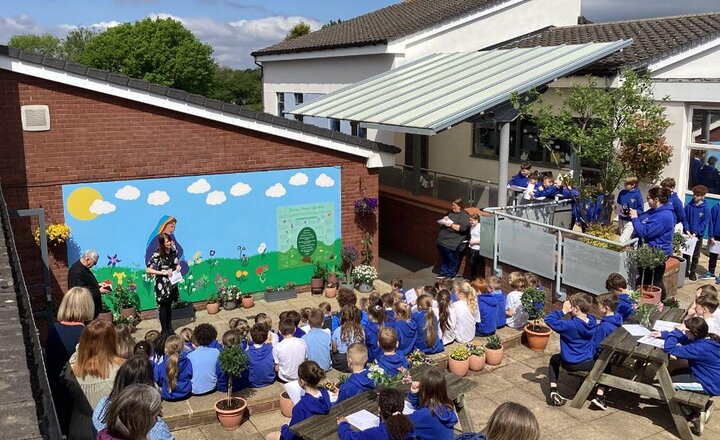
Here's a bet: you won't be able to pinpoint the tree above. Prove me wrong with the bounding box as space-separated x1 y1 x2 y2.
77 18 218 96
517 70 672 223
210 67 262 110
322 19 343 29
8 33 62 57
285 22 311 41
62 27 98 61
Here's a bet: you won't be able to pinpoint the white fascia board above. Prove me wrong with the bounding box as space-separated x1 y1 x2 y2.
651 79 720 103
648 36 720 73
0 56 394 169
254 44 398 63
386 0 528 52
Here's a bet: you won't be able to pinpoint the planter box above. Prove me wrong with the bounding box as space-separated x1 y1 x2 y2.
171 305 196 327
265 288 297 302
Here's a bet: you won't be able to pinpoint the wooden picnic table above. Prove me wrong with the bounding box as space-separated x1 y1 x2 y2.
290 364 478 440
570 306 699 440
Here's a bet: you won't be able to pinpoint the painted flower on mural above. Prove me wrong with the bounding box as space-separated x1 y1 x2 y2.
112 271 127 286
209 249 216 257
107 254 121 266
256 265 270 284
258 242 267 258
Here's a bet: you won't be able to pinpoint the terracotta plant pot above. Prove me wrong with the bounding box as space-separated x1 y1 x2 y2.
485 346 504 366
279 391 294 418
448 357 470 376
524 324 552 352
97 311 113 322
310 277 324 295
120 306 135 318
324 286 337 298
469 354 486 371
241 295 254 308
206 301 220 315
214 397 247 431
640 285 662 305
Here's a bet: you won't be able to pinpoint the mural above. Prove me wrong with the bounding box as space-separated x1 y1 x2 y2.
62 167 342 310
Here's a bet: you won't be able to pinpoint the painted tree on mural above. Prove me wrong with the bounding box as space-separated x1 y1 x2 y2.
517 70 673 225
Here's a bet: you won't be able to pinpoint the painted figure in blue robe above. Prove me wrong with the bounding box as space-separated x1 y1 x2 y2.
144 216 188 275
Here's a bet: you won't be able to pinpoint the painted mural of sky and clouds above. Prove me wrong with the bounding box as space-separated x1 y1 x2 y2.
2 0 718 68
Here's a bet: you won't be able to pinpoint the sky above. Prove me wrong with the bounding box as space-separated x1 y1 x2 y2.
1 0 719 68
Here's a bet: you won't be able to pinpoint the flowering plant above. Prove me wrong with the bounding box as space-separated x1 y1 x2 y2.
222 285 242 302
450 345 470 361
466 343 486 357
352 264 378 284
354 196 378 215
34 223 71 245
367 362 412 386
407 349 430 367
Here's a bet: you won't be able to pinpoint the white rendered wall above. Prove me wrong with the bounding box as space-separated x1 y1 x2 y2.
653 44 720 79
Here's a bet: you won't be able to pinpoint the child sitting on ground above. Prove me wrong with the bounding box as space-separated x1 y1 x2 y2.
186 324 221 395
133 341 152 358
545 293 597 406
283 310 306 338
228 317 250 349
337 387 414 440
407 369 458 440
273 318 308 382
217 330 249 393
366 298 388 363
255 313 279 346
448 282 479 344
382 293 396 322
303 309 332 371
393 302 417 357
412 295 444 354
336 343 375 403
299 307 312 334
506 272 529 330
377 327 410 376
179 328 194 352
150 333 169 366
247 324 275 388
473 278 498 337
436 289 452 345
266 361 332 440
605 273 635 321
589 293 623 411
488 276 507 329
332 305 364 372
332 288 358 331
390 278 404 303
154 335 193 401
318 302 333 330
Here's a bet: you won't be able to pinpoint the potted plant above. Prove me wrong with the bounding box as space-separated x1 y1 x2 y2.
407 349 430 367
265 282 297 302
485 335 504 366
206 291 220 315
98 294 113 321
112 284 140 318
223 286 240 310
311 261 326 295
324 280 338 298
671 232 688 288
354 196 378 216
352 264 377 293
171 300 196 327
520 287 552 352
467 343 486 371
340 245 359 289
241 291 254 309
448 345 470 376
214 345 249 430
279 390 294 418
628 244 667 304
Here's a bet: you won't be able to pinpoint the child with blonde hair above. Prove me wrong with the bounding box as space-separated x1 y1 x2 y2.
114 324 136 359
393 302 417 356
506 272 529 329
450 282 480 343
154 335 192 400
179 327 194 352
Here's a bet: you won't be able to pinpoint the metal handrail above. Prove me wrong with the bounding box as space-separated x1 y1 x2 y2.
393 163 499 187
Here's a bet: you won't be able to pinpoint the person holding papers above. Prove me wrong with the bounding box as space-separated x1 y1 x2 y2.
146 233 181 335
337 388 414 440
683 185 710 281
435 198 470 280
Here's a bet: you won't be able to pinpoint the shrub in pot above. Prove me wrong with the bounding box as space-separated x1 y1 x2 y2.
628 244 666 304
467 343 486 371
521 287 552 352
214 345 249 430
112 284 140 318
448 345 470 376
485 335 504 366
311 261 326 295
206 292 220 315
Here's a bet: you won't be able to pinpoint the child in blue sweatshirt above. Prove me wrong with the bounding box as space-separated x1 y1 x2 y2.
186 323 221 395
707 202 720 280
474 279 498 336
377 327 410 377
488 276 507 328
661 177 686 225
337 387 414 440
545 293 598 406
412 295 444 354
266 361 332 440
589 293 623 410
331 288 358 331
617 177 644 229
180 328 195 353
407 369 458 440
337 343 375 403
393 302 417 357
684 185 710 281
366 299 394 363
507 162 532 188
606 273 636 321
154 335 192 401
382 293 397 323
246 324 275 388
216 330 249 393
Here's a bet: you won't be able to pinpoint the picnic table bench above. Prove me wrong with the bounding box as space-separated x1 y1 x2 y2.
290 364 478 440
570 306 709 440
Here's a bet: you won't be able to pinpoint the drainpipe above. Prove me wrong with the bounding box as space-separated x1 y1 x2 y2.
497 122 510 206
254 58 264 112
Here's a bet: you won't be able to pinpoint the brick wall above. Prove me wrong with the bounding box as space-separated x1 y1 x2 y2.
0 70 378 305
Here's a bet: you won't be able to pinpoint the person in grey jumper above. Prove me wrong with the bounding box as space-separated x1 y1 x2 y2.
436 198 470 279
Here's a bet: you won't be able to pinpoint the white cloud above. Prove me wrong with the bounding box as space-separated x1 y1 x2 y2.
187 178 211 194
206 190 227 205
147 190 170 206
230 182 252 196
89 199 116 215
315 173 335 188
289 172 308 186
265 183 286 198
114 185 140 200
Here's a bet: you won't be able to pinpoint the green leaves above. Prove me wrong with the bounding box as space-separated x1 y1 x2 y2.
285 22 311 41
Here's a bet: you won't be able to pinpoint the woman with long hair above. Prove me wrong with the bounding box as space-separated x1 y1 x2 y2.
98 384 164 440
61 319 125 439
146 233 181 334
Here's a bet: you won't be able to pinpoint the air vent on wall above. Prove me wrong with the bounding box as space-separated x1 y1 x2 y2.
21 105 50 131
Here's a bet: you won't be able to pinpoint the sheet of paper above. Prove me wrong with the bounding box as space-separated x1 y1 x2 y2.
653 320 679 333
404 288 417 305
403 400 415 415
682 236 698 256
638 335 665 349
436 218 452 226
283 381 303 405
169 270 183 285
346 410 380 431
508 185 527 192
623 324 650 337
709 240 720 255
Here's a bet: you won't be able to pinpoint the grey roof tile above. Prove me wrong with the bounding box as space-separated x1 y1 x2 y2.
41 57 67 70
17 51 43 63
64 62 88 75
127 78 150 90
147 83 169 95
185 94 207 105
86 68 109 80
167 88 188 100
106 73 129 86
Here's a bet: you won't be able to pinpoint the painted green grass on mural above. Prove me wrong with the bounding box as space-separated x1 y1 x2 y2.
94 239 341 311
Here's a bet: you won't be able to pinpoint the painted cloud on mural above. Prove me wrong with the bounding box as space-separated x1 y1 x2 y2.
147 190 170 206
230 182 252 196
114 185 141 200
289 172 308 186
315 173 335 187
187 178 211 194
265 183 286 198
206 190 227 205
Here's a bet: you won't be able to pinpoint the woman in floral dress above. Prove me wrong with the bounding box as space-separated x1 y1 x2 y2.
146 233 181 335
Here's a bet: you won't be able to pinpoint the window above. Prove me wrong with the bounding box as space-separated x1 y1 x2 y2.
692 109 720 144
688 108 720 194
405 134 428 169
277 92 285 116
330 119 341 132
472 120 572 167
295 114 304 123
294 93 304 105
350 122 367 139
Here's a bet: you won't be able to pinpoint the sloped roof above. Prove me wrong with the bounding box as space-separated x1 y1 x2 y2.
252 0 507 57
500 12 720 73
0 45 399 156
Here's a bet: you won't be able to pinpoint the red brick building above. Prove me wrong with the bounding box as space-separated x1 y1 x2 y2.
0 46 398 308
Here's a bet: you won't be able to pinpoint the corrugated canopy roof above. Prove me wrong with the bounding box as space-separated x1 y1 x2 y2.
291 41 632 135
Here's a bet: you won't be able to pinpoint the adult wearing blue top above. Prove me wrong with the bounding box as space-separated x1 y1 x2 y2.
435 198 470 279
630 186 675 299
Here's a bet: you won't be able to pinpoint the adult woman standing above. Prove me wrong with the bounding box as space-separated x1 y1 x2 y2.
146 233 181 335
630 186 675 299
45 287 95 435
61 320 125 439
436 198 470 279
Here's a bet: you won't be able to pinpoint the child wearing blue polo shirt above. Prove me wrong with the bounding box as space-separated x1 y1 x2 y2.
186 323 221 395
302 309 332 371
376 327 410 377
605 273 635 321
407 369 458 440
246 324 275 388
589 293 623 411
337 343 375 403
488 276 507 329
684 185 710 281
545 293 597 406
